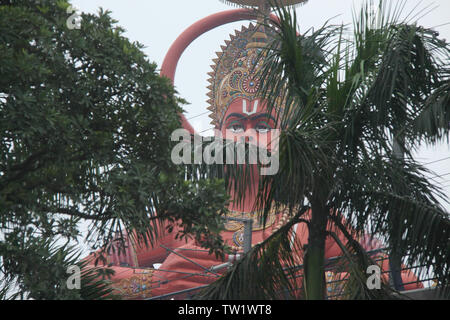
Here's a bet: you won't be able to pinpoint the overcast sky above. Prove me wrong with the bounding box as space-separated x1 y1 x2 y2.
71 0 450 210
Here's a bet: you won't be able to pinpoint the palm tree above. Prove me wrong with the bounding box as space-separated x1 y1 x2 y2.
198 0 450 300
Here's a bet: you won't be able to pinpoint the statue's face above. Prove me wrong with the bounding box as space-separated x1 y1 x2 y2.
219 97 278 149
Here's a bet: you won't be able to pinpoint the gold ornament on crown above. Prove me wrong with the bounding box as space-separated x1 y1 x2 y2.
209 0 306 128
207 22 277 128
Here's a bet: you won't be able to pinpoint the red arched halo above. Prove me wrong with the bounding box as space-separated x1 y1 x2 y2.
160 9 280 134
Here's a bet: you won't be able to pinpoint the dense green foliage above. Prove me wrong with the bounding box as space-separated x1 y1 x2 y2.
0 0 229 299
199 0 450 300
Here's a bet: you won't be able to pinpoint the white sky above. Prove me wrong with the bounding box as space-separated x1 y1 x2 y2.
71 0 450 211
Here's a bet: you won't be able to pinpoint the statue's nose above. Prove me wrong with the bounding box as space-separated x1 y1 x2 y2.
240 131 254 142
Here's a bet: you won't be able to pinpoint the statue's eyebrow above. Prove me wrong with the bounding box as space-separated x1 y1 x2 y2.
220 113 246 129
250 113 276 122
225 113 247 121
220 113 276 129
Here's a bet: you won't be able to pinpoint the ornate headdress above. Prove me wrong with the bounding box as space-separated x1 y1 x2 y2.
207 23 276 128
207 0 308 128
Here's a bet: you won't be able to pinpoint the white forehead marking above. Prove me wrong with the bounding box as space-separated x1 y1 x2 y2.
242 99 258 116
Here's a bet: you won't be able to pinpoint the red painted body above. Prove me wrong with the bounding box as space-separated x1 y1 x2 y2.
84 9 423 299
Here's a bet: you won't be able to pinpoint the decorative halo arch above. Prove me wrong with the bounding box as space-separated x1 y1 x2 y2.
160 9 279 133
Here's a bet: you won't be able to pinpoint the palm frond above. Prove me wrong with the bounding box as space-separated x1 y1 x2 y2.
412 78 450 143
331 155 450 297
0 237 119 300
325 226 396 300
196 207 309 299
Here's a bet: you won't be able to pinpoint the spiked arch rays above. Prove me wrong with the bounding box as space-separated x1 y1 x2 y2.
206 23 259 127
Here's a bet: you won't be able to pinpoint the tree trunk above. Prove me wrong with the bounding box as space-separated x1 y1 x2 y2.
304 199 328 300
390 137 405 291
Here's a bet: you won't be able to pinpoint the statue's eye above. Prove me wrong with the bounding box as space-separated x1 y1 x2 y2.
255 122 271 133
227 121 244 133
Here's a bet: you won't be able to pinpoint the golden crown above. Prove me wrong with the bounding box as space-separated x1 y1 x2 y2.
207 23 275 128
